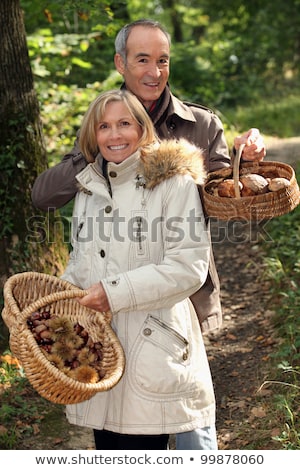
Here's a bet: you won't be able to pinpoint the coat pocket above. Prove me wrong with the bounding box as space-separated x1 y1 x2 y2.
128 314 199 400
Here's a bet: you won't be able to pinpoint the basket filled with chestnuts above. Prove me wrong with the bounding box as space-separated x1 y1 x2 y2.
2 272 125 405
202 145 300 220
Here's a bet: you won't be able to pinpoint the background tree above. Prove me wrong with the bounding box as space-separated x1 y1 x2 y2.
0 0 69 286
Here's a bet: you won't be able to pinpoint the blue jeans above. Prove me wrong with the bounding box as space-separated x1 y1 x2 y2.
176 426 218 450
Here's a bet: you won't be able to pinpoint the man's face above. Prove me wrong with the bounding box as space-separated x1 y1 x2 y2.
114 26 170 110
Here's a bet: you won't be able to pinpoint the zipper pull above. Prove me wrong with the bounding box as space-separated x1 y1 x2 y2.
76 221 84 240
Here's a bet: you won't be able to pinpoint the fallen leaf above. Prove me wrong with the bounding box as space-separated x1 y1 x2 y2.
255 335 265 342
33 423 40 435
0 425 8 435
54 438 64 445
228 400 246 409
0 354 21 368
271 428 281 437
229 371 239 377
251 406 266 418
226 333 237 340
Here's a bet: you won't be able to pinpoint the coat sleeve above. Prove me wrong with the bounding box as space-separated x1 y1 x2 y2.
191 106 231 173
101 176 211 313
31 131 87 211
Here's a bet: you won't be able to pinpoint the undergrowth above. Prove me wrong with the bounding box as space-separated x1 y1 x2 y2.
255 177 300 450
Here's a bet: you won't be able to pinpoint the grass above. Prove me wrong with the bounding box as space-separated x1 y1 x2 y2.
0 352 69 450
234 194 300 450
259 199 300 449
221 91 300 139
0 354 42 449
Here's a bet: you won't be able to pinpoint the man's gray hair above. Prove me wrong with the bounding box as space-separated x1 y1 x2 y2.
114 19 171 63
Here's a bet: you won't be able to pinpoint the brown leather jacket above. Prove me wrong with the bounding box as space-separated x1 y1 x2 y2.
32 86 231 333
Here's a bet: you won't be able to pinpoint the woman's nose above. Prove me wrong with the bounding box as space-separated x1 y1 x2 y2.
109 126 121 138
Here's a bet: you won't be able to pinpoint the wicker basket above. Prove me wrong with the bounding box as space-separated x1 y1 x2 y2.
2 272 125 405
202 146 300 221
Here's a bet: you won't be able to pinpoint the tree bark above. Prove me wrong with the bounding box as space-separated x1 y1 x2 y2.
0 0 69 286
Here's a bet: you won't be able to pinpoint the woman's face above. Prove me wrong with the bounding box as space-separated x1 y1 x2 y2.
96 101 143 164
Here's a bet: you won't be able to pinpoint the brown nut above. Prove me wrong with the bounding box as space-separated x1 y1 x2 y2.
34 324 48 334
40 329 52 340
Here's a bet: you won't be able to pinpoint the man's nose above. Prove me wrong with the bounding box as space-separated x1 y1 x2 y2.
148 62 161 77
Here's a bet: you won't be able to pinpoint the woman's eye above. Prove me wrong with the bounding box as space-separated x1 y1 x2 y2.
120 121 130 127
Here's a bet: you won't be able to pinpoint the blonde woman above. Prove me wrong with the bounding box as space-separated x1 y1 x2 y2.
60 89 216 450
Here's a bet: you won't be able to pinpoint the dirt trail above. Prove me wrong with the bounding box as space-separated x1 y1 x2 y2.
264 136 300 167
14 138 300 450
206 219 277 449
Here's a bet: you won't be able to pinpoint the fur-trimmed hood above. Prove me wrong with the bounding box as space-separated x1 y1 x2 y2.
138 138 207 189
76 138 206 194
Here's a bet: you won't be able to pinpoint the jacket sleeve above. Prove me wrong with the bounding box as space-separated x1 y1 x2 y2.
101 176 210 314
207 113 231 172
191 106 231 173
31 131 87 211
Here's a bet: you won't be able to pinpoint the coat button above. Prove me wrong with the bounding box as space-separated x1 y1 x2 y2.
104 205 112 213
182 352 188 361
109 171 117 178
143 328 152 336
100 249 105 258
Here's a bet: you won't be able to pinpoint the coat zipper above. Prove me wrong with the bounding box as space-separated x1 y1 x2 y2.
148 315 189 359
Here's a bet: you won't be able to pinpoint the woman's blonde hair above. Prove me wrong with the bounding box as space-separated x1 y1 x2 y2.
79 89 157 162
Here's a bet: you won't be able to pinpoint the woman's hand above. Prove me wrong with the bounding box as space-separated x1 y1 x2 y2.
77 282 110 312
234 128 266 162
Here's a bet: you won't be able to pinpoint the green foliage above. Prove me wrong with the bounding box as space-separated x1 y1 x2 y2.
262 199 300 362
259 171 300 448
21 0 300 147
0 356 41 449
27 28 116 87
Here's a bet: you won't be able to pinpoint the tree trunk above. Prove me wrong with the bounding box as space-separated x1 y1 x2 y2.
162 0 183 42
0 0 69 287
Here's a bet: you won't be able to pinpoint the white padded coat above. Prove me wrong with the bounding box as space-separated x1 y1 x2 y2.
62 140 216 434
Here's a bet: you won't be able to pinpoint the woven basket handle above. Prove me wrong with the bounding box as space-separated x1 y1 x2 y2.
19 288 89 322
233 143 246 198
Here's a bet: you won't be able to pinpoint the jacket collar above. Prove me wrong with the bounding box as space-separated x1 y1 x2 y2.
76 150 141 192
120 83 196 125
105 150 141 178
167 92 197 123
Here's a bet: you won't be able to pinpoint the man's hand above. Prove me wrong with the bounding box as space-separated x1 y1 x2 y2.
77 282 110 312
234 128 266 162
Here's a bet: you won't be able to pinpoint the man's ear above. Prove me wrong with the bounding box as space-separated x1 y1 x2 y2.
114 53 125 74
